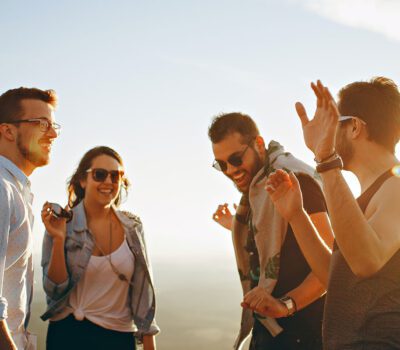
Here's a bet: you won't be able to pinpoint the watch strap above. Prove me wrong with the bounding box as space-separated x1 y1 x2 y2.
316 156 343 173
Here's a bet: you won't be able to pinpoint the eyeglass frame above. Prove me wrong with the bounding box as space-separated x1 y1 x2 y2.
2 117 61 135
212 143 252 172
86 168 125 184
338 116 367 125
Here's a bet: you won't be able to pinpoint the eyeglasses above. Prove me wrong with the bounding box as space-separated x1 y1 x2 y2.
212 144 251 172
4 118 61 135
86 168 124 184
338 116 367 125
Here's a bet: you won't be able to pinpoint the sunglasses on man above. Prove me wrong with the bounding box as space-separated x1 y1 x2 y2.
212 144 251 172
86 168 125 183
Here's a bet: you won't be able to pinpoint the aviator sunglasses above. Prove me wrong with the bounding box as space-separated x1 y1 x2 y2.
212 144 251 172
86 168 124 183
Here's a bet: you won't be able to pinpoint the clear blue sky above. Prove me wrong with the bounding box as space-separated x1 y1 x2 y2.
1 0 399 267
2 1 400 348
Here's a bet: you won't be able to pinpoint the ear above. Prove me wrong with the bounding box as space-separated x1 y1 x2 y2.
79 178 87 190
254 135 265 152
349 118 364 140
0 124 17 142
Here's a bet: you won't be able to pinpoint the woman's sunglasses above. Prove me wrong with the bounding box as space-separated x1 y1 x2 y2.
212 145 250 172
86 168 124 183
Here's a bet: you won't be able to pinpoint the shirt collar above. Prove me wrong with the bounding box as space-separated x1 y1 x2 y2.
0 155 31 188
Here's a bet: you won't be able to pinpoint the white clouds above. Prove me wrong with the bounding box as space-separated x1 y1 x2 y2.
296 0 400 41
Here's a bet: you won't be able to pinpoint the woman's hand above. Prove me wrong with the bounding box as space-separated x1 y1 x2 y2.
41 202 67 241
212 203 236 231
265 170 304 222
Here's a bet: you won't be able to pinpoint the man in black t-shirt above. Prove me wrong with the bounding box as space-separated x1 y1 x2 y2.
209 112 333 350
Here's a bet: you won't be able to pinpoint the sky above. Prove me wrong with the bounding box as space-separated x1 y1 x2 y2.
1 0 400 348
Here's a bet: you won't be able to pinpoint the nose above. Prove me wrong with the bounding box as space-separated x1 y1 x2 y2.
46 125 59 138
225 162 238 176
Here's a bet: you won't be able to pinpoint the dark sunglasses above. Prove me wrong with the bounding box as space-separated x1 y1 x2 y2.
86 168 124 183
212 144 251 172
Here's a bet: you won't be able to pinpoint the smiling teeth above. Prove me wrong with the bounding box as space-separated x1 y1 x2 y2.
233 173 245 181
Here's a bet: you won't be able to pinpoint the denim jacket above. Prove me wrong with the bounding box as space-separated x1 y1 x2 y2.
40 201 159 338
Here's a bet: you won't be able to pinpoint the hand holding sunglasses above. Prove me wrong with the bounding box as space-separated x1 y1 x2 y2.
86 168 125 183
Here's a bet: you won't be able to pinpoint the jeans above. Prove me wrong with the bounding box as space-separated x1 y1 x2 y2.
47 314 136 350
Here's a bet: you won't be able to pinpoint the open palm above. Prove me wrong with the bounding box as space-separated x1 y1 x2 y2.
265 170 303 222
295 80 340 160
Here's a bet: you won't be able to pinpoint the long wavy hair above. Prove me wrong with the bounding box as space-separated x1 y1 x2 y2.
67 146 130 208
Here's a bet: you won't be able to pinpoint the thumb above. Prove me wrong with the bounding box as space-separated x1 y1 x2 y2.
233 203 238 210
295 102 309 127
289 172 301 191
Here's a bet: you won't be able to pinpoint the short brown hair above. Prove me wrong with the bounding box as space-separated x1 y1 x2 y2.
338 77 400 153
208 112 259 144
0 87 58 123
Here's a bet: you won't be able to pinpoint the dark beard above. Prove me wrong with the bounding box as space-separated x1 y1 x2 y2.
16 133 47 167
234 150 264 193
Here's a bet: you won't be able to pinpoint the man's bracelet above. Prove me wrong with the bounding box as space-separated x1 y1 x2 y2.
316 155 343 173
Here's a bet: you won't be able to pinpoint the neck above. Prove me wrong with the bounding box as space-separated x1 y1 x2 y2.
348 145 398 192
0 147 35 176
83 198 112 222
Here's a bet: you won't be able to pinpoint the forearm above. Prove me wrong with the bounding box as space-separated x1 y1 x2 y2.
321 169 382 276
285 273 326 312
48 237 68 284
143 335 156 350
0 320 16 350
290 210 331 286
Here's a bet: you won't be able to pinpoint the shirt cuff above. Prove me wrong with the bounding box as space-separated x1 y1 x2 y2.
0 296 8 320
43 275 69 300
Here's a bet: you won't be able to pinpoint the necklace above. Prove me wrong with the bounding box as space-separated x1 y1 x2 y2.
91 210 132 285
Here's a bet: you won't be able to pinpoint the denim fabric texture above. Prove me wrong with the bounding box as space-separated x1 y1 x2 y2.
41 201 159 338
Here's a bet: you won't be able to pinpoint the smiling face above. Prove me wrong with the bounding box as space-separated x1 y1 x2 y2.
15 99 58 171
80 154 124 208
212 132 265 193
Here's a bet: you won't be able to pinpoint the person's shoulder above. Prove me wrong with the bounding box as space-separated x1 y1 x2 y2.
375 175 400 201
119 210 142 224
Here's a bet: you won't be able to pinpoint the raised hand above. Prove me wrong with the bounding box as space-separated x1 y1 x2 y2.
212 203 236 230
241 286 287 318
265 170 303 222
41 202 67 241
295 80 340 161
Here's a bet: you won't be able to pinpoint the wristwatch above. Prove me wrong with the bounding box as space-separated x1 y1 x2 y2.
279 296 297 317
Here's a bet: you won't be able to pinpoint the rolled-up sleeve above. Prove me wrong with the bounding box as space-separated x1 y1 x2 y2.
0 185 11 320
41 231 70 300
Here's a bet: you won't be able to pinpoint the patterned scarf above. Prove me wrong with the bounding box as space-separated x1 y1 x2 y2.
232 140 321 350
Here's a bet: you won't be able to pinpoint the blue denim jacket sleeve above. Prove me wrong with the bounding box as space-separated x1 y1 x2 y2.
41 230 70 301
126 216 160 338
0 184 11 320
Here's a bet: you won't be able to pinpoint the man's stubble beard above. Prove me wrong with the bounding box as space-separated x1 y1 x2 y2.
16 132 48 168
234 150 265 194
336 128 354 170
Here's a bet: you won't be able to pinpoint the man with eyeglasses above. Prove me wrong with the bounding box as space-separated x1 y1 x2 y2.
0 87 59 350
208 113 333 350
252 77 400 349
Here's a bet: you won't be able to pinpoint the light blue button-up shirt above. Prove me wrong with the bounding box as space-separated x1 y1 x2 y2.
0 155 34 347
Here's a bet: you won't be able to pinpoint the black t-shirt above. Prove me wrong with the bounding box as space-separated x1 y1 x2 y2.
246 173 327 335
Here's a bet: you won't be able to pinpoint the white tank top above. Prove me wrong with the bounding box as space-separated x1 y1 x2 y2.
53 238 136 332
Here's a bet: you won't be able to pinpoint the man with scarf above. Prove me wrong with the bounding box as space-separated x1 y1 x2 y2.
209 112 333 350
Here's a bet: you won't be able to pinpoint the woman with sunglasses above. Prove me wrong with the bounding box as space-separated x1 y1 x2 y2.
40 146 159 350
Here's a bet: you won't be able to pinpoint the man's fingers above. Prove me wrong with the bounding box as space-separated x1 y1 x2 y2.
295 102 309 127
288 172 301 191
